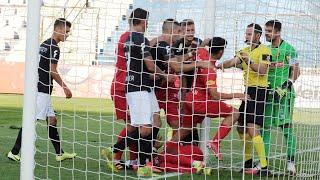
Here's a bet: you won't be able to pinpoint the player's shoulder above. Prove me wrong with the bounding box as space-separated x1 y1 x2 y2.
41 38 60 53
42 38 57 46
119 31 130 41
130 32 149 44
281 40 296 51
257 44 271 54
131 31 145 39
240 46 250 52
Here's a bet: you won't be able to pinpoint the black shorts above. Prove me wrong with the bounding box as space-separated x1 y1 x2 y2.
238 87 267 127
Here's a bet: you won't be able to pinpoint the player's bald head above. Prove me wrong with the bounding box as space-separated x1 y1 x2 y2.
162 18 180 34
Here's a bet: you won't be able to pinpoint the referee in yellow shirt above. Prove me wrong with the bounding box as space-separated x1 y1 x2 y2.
218 23 271 176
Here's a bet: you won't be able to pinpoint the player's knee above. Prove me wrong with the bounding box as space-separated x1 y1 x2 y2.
168 120 179 130
139 125 152 137
153 112 161 127
126 124 137 133
48 117 57 126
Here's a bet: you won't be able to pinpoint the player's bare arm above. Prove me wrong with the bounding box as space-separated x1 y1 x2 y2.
240 52 269 75
50 63 72 98
217 56 241 69
144 55 175 83
208 87 249 101
289 62 300 82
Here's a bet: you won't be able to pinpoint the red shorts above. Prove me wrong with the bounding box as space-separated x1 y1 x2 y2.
181 93 233 128
110 83 129 121
156 143 203 173
156 89 180 123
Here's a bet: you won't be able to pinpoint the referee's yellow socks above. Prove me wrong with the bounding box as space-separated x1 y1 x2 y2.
239 133 252 161
252 135 268 168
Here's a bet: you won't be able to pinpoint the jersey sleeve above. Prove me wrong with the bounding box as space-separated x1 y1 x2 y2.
50 45 60 64
205 68 217 88
287 45 298 65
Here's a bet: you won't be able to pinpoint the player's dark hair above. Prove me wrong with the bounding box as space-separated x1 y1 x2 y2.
180 19 194 26
265 20 282 31
162 18 180 32
129 8 149 26
54 18 71 29
208 37 227 54
247 23 262 35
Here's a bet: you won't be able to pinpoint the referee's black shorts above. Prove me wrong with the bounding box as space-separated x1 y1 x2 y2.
238 87 267 127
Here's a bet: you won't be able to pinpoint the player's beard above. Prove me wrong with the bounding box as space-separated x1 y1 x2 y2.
244 39 251 45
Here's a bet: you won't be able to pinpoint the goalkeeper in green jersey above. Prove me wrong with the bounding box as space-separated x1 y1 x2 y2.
263 20 300 175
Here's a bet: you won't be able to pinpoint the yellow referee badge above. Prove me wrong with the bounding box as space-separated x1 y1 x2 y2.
262 54 272 61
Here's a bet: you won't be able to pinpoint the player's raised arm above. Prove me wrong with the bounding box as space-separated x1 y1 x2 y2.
217 56 242 70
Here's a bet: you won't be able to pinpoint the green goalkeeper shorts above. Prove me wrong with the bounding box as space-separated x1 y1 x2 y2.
264 89 295 127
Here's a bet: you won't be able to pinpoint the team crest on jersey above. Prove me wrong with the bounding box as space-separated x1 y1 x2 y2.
262 54 272 61
39 46 47 53
206 80 215 86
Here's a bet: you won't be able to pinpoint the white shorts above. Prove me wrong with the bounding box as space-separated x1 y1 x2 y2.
126 91 160 126
36 92 55 120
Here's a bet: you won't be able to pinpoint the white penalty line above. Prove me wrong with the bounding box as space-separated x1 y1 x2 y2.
144 172 182 180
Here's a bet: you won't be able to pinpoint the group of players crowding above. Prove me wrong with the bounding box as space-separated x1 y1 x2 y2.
5 6 300 177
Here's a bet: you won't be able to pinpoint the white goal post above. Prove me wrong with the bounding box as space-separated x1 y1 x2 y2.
20 1 41 179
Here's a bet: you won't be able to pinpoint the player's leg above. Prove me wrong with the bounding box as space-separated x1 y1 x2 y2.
47 116 63 155
8 92 49 161
165 100 180 140
236 100 255 171
261 96 274 160
246 88 269 176
171 101 194 143
111 89 137 164
207 102 239 160
281 123 297 174
103 91 147 172
280 92 297 174
137 90 160 166
47 103 76 161
7 128 22 162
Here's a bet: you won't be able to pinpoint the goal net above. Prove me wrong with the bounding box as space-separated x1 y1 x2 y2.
13 0 320 179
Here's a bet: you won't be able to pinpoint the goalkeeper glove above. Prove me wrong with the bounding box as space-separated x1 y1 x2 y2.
273 80 293 102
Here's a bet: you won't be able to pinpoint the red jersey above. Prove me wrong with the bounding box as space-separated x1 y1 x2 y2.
189 67 217 101
112 31 130 92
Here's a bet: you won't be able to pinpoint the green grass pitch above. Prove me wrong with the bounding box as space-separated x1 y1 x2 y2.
0 94 319 179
